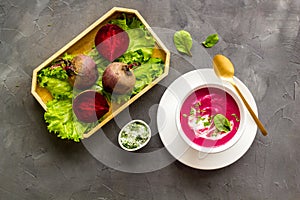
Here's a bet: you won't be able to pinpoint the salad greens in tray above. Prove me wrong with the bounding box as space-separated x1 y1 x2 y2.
37 13 166 142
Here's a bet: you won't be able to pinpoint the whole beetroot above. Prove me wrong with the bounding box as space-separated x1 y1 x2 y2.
68 54 98 90
102 62 136 94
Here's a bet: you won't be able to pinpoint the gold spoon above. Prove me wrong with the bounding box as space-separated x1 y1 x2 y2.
213 54 268 136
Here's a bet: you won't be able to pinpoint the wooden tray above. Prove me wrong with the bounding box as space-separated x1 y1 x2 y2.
31 7 170 139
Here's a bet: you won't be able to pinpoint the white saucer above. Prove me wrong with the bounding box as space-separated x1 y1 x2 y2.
157 69 257 170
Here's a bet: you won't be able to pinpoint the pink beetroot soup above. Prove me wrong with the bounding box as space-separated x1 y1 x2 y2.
179 87 240 148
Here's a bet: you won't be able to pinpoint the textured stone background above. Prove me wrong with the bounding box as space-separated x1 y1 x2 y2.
1 0 300 199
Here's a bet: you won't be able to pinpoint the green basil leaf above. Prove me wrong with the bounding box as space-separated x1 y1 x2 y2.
202 33 219 48
173 30 193 56
213 114 231 132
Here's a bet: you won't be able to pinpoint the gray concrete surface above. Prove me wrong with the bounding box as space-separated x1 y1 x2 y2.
1 0 300 199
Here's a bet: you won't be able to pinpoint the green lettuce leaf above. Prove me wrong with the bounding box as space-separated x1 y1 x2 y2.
87 47 110 68
110 15 128 30
61 52 75 61
45 99 96 142
110 14 155 64
38 67 73 99
126 29 155 53
110 14 144 31
116 48 153 64
38 66 68 80
132 58 164 95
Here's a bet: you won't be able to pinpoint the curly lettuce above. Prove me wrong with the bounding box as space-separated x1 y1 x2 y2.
110 14 144 31
38 67 73 99
133 58 164 95
110 15 155 64
45 99 96 142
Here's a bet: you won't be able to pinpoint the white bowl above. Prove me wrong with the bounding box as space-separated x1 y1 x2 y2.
118 120 151 151
175 83 246 153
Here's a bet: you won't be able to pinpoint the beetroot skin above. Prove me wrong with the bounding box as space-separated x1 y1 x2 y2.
95 24 129 62
69 54 99 90
102 62 136 94
73 90 109 123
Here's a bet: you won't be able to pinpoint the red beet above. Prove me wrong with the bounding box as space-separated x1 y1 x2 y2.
69 54 98 90
73 90 109 123
102 62 136 94
95 24 129 62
